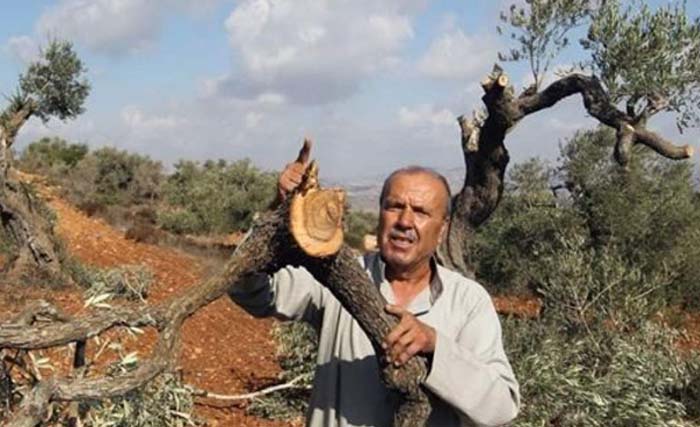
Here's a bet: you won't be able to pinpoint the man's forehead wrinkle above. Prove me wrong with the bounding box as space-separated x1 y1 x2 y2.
387 181 440 203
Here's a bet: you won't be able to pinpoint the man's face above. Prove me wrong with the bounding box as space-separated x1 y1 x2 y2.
378 172 448 274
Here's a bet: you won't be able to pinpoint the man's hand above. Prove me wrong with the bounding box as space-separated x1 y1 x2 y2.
382 304 436 367
278 138 312 201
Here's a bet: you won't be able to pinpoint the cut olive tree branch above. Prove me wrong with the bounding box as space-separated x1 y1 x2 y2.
1 151 432 427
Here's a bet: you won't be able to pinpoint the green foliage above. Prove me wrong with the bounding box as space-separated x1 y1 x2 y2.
19 137 88 179
344 209 377 250
84 373 200 427
159 159 276 235
475 126 700 426
82 265 153 305
500 0 700 129
19 39 90 123
559 128 700 308
505 318 700 427
582 1 700 129
248 321 316 420
475 127 700 309
473 158 583 295
67 147 163 207
498 0 593 86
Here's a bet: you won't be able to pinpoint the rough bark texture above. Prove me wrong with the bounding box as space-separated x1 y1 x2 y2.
285 166 431 425
0 103 66 284
437 67 692 275
297 248 431 427
0 175 65 283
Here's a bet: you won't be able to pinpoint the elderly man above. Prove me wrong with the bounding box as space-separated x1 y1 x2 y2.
229 148 519 427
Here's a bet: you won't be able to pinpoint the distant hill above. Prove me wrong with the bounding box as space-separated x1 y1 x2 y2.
325 167 464 212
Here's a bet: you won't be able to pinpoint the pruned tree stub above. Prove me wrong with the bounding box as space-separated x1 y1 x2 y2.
289 161 346 257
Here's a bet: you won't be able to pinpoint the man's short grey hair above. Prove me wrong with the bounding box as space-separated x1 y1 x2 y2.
379 166 452 218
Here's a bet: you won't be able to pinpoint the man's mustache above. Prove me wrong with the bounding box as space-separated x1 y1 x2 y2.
389 228 417 243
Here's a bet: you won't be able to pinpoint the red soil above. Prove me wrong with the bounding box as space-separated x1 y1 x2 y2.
0 182 296 426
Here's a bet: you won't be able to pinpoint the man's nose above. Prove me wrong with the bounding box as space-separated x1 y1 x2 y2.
397 207 414 227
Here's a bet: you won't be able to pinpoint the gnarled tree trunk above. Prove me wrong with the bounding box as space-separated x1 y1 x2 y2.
437 66 692 276
0 105 67 284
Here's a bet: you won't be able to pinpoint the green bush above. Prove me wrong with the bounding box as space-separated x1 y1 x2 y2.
473 127 700 308
19 136 88 179
248 321 316 420
159 159 276 235
505 318 700 427
344 209 377 250
472 158 583 296
72 147 163 206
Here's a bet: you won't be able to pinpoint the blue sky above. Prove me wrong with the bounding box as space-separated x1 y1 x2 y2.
1 0 698 180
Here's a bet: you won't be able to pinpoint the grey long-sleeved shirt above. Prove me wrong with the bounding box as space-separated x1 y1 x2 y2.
229 252 519 427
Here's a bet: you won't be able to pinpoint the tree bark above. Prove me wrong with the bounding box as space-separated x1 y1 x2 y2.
1 170 431 426
437 67 693 276
0 104 66 284
0 174 66 283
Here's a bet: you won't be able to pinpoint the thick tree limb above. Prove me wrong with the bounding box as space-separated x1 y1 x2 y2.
438 68 693 274
287 162 431 426
1 102 36 149
2 162 431 427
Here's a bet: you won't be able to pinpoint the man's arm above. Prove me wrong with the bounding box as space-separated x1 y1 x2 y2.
384 287 519 426
229 139 328 325
229 267 328 328
423 288 519 426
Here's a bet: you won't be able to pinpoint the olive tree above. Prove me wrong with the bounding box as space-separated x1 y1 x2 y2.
0 40 89 281
438 0 699 275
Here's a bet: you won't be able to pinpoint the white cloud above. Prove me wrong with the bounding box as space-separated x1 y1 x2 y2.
398 104 456 127
256 92 286 106
121 106 183 131
4 36 40 64
418 30 499 81
212 0 423 105
34 0 225 56
245 111 263 128
36 0 162 55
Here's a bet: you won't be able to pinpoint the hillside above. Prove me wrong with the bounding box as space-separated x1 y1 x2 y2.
0 178 297 427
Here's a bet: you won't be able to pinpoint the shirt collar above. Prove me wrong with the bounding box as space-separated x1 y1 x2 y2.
368 253 444 315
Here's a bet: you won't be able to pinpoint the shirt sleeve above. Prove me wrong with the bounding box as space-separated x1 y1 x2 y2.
423 286 520 427
228 266 328 329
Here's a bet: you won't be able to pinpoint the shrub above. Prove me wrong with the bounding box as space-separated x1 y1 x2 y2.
248 321 317 420
472 158 583 296
18 136 88 179
344 209 378 250
159 159 276 235
505 317 700 427
473 127 700 309
49 146 163 213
